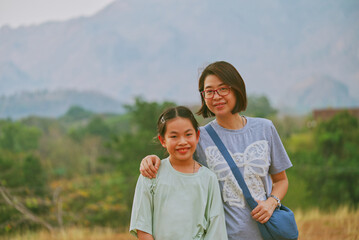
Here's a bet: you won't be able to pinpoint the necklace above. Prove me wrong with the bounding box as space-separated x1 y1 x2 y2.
241 115 247 128
169 158 197 173
217 114 246 130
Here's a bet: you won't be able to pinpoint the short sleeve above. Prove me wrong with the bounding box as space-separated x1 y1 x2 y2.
129 175 154 237
268 122 293 174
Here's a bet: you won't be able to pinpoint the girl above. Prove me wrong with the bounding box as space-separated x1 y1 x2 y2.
140 61 293 240
130 106 228 240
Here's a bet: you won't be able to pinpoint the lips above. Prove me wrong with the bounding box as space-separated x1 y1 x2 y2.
177 147 190 153
213 102 226 108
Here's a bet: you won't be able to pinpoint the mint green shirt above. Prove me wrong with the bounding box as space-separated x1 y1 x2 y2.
130 158 228 240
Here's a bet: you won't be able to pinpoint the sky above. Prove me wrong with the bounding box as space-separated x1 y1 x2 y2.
0 0 115 28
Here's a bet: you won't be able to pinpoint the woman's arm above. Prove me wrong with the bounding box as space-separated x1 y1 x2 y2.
269 170 289 202
137 230 154 240
140 155 161 178
251 170 289 224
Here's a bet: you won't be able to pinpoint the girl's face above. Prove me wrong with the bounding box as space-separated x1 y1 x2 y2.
203 74 236 118
159 117 199 163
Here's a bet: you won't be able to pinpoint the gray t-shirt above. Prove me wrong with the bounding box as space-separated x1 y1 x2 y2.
195 117 293 240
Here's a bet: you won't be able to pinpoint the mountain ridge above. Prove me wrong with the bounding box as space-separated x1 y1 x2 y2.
0 0 358 114
280 75 359 114
0 89 123 119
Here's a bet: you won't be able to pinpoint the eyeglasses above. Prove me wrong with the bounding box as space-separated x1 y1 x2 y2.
201 86 231 99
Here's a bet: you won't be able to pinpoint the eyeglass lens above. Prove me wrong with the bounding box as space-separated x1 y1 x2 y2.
203 87 230 99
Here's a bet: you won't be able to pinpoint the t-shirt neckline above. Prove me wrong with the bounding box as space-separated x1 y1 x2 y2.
165 158 203 177
212 115 250 134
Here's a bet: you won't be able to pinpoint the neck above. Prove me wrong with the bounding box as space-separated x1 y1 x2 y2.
216 113 246 130
169 158 198 173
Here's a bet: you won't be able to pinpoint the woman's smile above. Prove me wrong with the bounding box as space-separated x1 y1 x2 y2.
213 101 226 108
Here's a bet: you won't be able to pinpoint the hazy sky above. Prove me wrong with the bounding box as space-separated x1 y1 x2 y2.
0 0 115 28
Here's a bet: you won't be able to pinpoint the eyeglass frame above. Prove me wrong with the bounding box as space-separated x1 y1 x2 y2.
201 86 231 99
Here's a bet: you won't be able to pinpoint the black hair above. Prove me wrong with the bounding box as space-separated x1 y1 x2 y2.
197 61 247 118
157 106 199 138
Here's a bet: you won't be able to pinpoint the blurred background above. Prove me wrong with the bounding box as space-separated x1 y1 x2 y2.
0 0 358 239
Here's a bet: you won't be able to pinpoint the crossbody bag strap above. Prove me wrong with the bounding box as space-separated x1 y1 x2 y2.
205 124 258 210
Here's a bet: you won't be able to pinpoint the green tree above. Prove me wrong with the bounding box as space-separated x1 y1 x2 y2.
0 150 23 188
0 120 43 190
296 111 359 208
0 121 41 152
315 111 359 159
86 116 112 138
243 95 277 118
106 97 175 176
22 155 47 196
60 105 93 122
103 97 175 219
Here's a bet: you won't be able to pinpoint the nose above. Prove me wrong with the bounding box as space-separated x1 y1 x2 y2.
178 136 187 145
213 90 222 99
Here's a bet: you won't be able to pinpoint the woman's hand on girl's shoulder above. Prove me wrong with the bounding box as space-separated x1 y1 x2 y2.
140 155 161 179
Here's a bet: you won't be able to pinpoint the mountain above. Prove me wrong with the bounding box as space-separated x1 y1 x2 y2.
0 0 358 115
0 89 123 119
279 76 359 114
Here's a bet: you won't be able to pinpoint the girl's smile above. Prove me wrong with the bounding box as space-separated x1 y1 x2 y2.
177 147 190 154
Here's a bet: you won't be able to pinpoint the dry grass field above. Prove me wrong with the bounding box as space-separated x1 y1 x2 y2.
295 206 359 240
2 207 358 240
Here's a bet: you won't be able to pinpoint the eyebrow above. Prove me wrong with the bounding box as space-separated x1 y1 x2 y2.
204 83 227 89
168 129 194 134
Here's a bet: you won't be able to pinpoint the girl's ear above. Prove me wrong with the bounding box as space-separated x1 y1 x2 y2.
196 130 200 141
158 135 166 148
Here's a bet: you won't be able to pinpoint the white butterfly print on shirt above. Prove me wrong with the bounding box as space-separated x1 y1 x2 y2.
205 140 270 209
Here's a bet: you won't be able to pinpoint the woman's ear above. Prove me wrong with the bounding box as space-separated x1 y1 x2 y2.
196 130 200 141
158 135 166 148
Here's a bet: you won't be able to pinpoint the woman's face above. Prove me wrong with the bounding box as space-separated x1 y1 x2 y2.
203 74 237 118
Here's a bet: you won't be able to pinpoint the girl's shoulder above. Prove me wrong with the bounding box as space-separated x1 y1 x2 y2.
143 159 171 195
138 159 170 185
154 158 170 177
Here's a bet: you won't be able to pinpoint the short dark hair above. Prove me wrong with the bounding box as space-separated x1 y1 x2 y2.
157 106 199 138
197 61 247 118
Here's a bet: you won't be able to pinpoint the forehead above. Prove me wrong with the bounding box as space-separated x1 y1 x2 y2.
165 117 195 133
204 75 226 88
